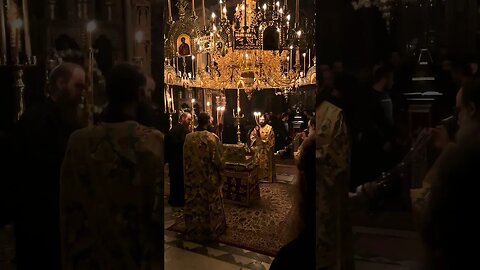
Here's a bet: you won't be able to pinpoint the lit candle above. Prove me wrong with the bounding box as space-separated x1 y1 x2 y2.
296 48 301 74
175 57 179 75
289 46 293 71
12 19 23 64
238 89 241 111
296 0 299 25
308 48 311 67
242 1 246 27
219 0 222 19
164 86 168 112
168 0 172 20
202 0 206 27
195 54 199 75
191 55 195 78
303 52 306 76
0 0 7 61
171 87 175 111
23 0 32 60
15 27 20 64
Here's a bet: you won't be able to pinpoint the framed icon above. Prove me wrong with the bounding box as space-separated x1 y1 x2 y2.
176 34 192 56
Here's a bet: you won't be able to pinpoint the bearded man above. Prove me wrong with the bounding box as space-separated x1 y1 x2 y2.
250 114 276 182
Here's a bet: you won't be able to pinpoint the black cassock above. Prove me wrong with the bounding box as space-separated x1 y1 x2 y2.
165 124 188 207
8 97 79 270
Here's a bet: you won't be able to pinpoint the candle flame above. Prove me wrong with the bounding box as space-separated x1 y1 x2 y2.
86 20 97 33
135 30 144 43
12 19 23 29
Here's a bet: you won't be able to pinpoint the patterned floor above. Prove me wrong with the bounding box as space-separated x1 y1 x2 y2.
165 206 423 270
165 206 273 270
1 163 423 269
168 183 296 256
164 164 423 270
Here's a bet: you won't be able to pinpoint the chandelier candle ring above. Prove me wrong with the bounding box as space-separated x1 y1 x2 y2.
164 0 316 98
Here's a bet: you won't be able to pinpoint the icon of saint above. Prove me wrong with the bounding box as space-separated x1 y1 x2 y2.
178 37 191 56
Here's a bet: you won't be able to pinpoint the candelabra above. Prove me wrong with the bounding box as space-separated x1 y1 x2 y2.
1 0 37 120
85 20 97 126
190 98 198 131
233 88 244 144
164 0 316 95
10 56 36 120
164 84 176 130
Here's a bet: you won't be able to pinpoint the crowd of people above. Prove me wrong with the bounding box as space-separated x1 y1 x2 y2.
307 53 480 269
0 60 308 269
0 50 478 270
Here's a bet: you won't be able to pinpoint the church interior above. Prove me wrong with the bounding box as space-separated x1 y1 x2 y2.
0 0 479 269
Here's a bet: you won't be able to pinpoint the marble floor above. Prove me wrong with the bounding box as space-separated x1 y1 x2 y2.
165 206 422 270
0 163 423 270
164 163 423 270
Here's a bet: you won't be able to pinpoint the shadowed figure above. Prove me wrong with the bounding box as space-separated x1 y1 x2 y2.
10 62 86 270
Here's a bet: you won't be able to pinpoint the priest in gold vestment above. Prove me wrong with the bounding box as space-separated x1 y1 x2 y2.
183 112 227 243
250 115 276 182
316 98 354 270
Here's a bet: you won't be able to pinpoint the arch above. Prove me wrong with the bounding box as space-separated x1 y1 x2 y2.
263 26 280 50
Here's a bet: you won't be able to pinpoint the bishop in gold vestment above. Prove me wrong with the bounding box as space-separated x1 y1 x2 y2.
183 124 226 243
250 115 276 182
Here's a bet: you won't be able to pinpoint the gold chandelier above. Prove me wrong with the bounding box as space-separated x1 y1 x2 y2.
164 0 316 99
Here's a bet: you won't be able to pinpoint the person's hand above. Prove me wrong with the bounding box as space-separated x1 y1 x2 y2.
429 125 449 149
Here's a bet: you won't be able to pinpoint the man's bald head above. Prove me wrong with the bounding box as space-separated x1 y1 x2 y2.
179 112 192 128
49 62 86 106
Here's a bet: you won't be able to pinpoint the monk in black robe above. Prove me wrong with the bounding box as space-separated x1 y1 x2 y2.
165 112 192 207
10 63 86 270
